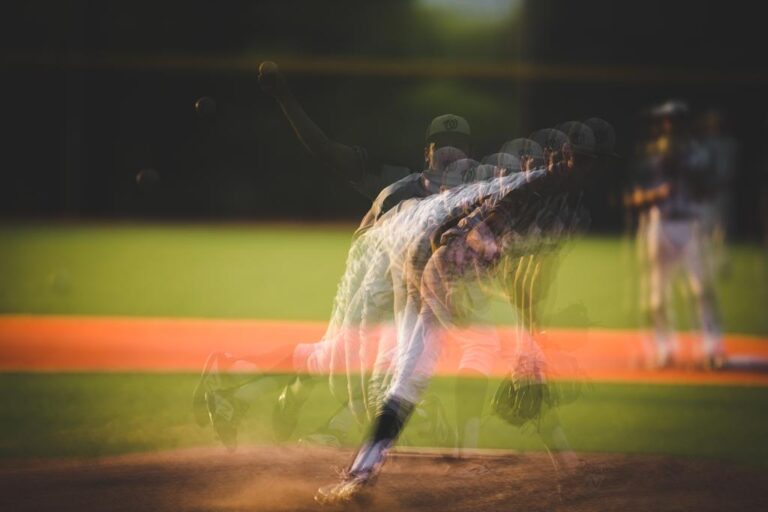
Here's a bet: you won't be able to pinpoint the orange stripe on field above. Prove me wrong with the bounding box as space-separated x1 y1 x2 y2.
0 315 767 385
0 316 318 372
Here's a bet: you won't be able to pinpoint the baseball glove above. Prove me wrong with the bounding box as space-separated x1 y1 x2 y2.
491 373 548 426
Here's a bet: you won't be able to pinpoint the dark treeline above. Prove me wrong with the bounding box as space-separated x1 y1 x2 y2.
3 0 766 237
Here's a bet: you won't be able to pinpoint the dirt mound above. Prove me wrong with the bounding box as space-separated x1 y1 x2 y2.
0 446 765 511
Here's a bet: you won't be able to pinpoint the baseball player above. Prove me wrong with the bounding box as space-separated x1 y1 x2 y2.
315 130 602 503
626 101 724 369
194 61 475 449
296 155 489 451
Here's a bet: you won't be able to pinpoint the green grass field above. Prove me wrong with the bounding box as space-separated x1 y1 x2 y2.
1 373 766 467
0 223 766 463
1 223 766 333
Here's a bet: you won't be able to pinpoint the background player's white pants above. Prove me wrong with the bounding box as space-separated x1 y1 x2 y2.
646 207 722 361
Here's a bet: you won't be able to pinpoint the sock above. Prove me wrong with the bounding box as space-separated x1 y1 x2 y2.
348 396 415 477
371 396 415 443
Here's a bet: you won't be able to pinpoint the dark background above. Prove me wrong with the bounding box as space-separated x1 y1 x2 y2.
2 0 767 237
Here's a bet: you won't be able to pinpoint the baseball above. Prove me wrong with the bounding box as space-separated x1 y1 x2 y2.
194 96 217 118
258 61 282 95
259 61 279 76
136 168 160 186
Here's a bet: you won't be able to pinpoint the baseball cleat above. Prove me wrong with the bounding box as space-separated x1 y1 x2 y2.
298 427 346 449
272 382 305 441
703 352 726 371
314 471 374 506
315 438 390 504
192 351 236 427
651 344 678 370
410 393 456 447
205 389 247 452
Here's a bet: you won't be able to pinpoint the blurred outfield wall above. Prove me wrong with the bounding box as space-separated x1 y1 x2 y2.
2 0 767 238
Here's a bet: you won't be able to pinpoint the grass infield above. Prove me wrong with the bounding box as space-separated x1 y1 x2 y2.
0 373 766 467
0 223 766 464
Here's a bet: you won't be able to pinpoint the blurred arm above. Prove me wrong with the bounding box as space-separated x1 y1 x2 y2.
622 182 671 208
259 63 363 182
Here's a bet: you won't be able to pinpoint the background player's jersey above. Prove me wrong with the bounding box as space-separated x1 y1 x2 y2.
638 137 712 220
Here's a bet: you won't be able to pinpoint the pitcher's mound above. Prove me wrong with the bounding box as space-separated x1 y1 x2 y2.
1 446 765 511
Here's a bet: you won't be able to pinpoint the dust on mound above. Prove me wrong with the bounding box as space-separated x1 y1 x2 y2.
0 446 765 511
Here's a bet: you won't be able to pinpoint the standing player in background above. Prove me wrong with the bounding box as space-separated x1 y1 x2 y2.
625 101 724 369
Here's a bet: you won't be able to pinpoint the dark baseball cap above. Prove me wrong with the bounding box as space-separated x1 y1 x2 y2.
425 114 471 142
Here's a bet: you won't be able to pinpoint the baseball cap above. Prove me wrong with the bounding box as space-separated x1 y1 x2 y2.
584 117 619 157
531 128 570 152
425 114 471 142
556 121 597 156
650 100 690 118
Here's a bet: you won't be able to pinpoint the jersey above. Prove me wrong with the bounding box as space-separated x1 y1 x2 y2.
638 136 712 221
347 146 431 235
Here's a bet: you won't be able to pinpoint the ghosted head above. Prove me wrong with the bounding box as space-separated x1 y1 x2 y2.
500 138 544 172
440 157 480 192
424 114 471 171
584 117 617 157
427 143 469 175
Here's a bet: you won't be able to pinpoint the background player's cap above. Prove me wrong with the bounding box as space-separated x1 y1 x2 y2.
425 114 471 142
650 100 690 118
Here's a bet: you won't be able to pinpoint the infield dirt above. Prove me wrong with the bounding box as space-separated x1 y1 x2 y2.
1 446 765 511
